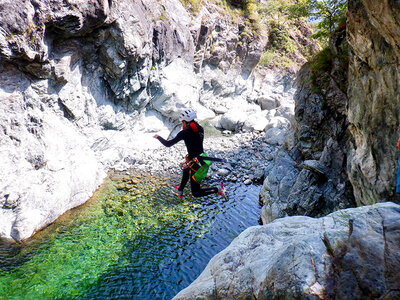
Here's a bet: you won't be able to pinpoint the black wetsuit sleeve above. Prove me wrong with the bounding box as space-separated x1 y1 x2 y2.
156 131 185 147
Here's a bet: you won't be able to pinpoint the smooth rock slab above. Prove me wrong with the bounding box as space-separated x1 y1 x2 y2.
173 202 400 299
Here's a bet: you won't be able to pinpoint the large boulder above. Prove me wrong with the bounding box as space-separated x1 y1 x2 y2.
0 63 106 241
174 202 400 299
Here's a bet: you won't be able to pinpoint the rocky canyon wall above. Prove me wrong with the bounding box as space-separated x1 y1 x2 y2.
347 0 400 205
175 202 400 299
0 0 315 241
260 0 400 222
259 24 356 223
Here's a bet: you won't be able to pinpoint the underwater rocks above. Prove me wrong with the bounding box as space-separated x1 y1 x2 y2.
174 202 400 299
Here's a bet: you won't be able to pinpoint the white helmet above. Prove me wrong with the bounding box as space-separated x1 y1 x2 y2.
179 108 197 122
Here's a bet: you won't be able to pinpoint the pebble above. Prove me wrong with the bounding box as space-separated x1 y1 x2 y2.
217 168 230 176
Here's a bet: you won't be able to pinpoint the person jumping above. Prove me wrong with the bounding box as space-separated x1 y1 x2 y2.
153 108 226 198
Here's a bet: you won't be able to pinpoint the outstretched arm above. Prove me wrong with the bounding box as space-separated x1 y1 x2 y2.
153 131 184 147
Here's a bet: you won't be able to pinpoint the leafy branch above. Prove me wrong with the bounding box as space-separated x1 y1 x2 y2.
289 0 347 43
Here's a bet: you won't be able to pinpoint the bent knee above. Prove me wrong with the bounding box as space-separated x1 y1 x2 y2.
191 190 203 197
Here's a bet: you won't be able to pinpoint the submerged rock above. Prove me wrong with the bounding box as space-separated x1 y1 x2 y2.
174 202 400 299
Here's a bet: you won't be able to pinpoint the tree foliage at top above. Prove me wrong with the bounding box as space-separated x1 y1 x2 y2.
289 0 347 43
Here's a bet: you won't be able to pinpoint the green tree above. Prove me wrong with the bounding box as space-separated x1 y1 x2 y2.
289 0 347 43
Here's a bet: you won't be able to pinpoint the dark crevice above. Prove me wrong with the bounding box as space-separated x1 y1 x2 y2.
58 98 75 120
377 209 390 296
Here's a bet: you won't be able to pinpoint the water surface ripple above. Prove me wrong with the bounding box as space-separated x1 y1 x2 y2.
0 172 261 299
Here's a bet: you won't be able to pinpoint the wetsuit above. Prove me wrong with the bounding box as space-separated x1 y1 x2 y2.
156 121 218 197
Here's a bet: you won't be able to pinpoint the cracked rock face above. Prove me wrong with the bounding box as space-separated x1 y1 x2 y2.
346 0 400 204
173 202 400 299
259 24 355 224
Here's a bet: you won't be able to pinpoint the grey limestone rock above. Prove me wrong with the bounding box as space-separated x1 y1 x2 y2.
258 23 355 223
346 0 400 205
174 202 400 299
301 159 328 179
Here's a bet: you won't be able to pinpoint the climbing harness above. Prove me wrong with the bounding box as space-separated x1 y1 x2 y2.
180 153 214 183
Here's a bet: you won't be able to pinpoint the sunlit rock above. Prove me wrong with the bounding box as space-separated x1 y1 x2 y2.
174 202 400 299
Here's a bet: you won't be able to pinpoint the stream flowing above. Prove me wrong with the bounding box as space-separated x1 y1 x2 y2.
0 171 261 299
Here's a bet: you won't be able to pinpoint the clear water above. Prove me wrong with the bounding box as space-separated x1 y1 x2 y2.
0 171 261 300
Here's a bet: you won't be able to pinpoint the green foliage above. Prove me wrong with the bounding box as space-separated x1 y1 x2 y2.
275 55 296 69
259 50 276 67
267 20 296 54
287 0 309 19
217 0 262 34
258 0 347 44
310 46 334 73
259 50 296 71
308 46 334 91
254 0 312 71
29 35 36 46
181 0 203 13
227 0 249 9
289 0 347 43
258 0 305 19
268 22 288 49
5 33 14 41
